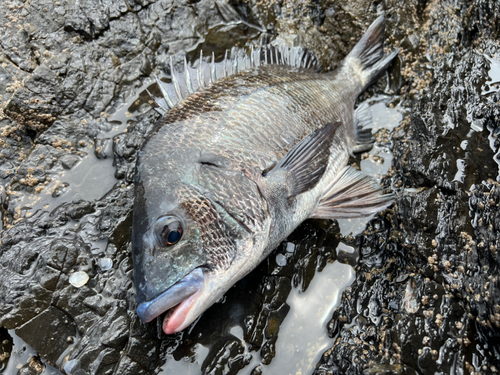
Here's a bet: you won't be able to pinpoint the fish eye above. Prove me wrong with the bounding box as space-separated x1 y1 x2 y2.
154 216 183 247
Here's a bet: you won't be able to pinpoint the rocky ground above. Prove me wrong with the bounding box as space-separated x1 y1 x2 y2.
0 0 499 374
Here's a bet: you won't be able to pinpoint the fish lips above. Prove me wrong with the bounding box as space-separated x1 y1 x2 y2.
136 267 205 323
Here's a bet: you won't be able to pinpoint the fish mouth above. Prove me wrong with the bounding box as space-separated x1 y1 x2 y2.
136 268 205 332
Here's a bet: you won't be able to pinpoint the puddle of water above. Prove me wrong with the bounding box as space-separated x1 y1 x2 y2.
2 331 63 375
358 95 403 185
453 158 466 183
360 144 393 180
337 217 372 237
481 55 500 96
243 261 355 375
160 344 210 375
364 94 403 133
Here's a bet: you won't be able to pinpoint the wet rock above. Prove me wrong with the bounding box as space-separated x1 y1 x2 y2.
15 306 77 365
45 239 80 272
0 327 13 371
113 355 149 375
60 154 80 170
101 316 130 352
203 339 251 374
124 338 159 371
52 182 70 198
112 110 159 182
94 138 111 159
318 1 500 373
246 276 291 361
66 200 95 220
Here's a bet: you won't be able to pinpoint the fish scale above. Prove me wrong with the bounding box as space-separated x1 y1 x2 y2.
177 185 236 271
132 16 398 333
198 166 268 234
145 69 348 167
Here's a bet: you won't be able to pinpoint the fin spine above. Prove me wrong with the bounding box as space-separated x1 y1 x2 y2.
170 57 182 102
148 45 321 113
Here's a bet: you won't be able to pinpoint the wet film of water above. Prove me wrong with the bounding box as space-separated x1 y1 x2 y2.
2 331 67 375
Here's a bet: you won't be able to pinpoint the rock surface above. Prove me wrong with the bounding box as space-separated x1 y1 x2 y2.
0 0 499 374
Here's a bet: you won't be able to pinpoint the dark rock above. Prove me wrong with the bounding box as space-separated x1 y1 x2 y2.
88 347 121 375
52 182 70 198
317 1 500 373
113 355 149 375
203 339 249 374
15 306 77 365
94 138 111 159
124 338 159 371
60 154 80 170
0 327 13 370
98 316 130 345
45 239 80 272
66 200 95 220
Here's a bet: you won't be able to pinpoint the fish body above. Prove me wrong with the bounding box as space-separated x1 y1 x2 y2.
132 16 397 334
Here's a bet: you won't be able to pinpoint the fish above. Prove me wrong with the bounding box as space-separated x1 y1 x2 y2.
132 16 398 334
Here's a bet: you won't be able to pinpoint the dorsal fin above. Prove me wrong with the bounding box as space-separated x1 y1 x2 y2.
148 46 321 114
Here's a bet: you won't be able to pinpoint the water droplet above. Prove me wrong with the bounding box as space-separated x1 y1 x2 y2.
98 257 113 271
69 271 89 287
276 253 287 267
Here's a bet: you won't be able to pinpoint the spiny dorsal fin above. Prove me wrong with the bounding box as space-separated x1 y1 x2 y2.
148 46 321 114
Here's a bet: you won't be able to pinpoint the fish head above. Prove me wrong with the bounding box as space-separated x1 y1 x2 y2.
132 168 264 334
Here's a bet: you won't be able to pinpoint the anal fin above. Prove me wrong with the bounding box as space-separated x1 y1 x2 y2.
311 166 393 219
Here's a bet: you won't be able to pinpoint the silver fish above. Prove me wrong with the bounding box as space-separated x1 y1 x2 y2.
133 16 397 334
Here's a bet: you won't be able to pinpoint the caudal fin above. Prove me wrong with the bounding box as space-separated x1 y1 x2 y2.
346 16 399 89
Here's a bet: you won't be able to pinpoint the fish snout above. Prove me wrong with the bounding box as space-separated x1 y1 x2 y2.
136 267 205 323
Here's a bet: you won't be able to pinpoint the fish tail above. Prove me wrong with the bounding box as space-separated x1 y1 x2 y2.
345 16 399 90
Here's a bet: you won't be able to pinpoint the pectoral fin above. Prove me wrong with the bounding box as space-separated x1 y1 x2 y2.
311 166 394 219
264 122 341 197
